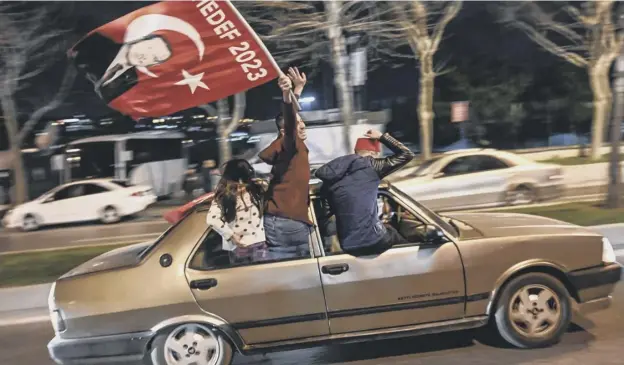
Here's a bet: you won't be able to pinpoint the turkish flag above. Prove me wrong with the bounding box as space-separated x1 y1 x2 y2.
69 1 280 119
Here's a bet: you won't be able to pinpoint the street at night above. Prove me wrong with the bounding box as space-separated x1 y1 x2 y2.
2 283 623 365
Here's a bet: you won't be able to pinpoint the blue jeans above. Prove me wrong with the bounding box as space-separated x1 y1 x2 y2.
264 214 310 260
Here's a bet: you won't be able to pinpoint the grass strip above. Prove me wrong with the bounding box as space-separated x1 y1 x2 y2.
492 202 624 226
540 153 624 166
0 244 127 288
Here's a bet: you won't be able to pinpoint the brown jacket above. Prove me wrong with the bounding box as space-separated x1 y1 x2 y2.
258 100 312 225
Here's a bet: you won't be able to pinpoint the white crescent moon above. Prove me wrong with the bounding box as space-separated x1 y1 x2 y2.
124 14 205 71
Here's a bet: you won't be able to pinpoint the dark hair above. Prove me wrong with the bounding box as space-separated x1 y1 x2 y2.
213 159 265 223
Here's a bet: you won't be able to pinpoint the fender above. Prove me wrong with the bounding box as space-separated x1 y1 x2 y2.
150 314 246 352
485 259 569 315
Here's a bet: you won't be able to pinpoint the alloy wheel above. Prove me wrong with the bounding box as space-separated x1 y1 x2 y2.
102 207 119 223
508 284 562 338
23 215 38 231
163 324 221 365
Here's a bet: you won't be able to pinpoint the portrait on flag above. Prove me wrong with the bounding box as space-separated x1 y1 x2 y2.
69 1 280 119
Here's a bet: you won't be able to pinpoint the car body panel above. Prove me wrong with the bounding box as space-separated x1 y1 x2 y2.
47 182 620 365
317 243 466 334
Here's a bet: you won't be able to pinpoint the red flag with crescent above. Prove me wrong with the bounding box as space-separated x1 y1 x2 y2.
69 1 280 119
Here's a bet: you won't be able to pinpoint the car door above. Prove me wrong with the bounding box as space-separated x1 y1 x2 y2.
81 183 113 220
37 186 78 224
427 155 507 210
185 229 330 345
313 192 466 334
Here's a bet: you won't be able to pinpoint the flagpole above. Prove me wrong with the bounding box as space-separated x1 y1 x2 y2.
226 0 301 111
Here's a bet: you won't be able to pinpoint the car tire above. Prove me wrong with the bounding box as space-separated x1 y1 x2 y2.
149 323 234 365
506 185 536 206
100 206 120 224
493 272 571 349
22 214 39 232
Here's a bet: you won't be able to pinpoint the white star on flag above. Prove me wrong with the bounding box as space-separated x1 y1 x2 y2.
174 69 209 94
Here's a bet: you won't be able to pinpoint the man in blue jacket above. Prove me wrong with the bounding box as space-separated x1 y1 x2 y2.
315 130 414 255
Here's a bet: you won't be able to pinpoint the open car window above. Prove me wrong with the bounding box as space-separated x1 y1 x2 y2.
189 228 313 271
313 192 431 256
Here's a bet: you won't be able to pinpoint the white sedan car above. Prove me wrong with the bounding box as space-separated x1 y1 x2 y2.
389 149 564 212
2 179 156 231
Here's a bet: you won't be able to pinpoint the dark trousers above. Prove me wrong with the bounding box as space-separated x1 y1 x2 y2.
345 224 406 257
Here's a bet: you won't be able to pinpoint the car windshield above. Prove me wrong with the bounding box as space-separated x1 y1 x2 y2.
392 188 458 238
412 157 441 177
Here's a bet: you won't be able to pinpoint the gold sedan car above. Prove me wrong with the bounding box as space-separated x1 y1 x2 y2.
47 182 621 365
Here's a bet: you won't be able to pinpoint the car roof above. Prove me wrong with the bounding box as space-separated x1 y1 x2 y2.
60 178 120 187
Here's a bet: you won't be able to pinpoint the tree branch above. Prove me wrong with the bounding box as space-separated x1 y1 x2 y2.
430 1 463 53
17 65 77 144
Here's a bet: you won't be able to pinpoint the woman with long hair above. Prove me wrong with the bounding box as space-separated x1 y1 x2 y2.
205 159 268 264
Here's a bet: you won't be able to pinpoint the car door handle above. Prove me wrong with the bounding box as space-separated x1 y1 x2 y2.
321 264 349 275
190 278 218 290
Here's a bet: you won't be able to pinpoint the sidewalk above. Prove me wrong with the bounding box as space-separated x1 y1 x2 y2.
1 224 623 328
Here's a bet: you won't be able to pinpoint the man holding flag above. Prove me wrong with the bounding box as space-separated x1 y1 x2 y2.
259 67 313 258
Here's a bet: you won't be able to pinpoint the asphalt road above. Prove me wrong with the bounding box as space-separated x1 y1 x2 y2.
1 280 623 365
0 220 170 254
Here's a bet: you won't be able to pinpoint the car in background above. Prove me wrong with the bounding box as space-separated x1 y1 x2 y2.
47 181 620 365
2 179 156 231
389 149 564 211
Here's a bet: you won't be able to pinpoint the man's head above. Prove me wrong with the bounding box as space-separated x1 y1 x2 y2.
354 138 381 158
126 35 172 68
275 112 307 140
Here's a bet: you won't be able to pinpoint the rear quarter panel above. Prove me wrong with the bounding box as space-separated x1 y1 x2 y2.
52 214 209 339
459 233 602 317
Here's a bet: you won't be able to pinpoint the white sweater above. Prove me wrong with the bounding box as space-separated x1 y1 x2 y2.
205 193 266 251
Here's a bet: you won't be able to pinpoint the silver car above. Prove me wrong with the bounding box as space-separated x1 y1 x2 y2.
389 149 564 211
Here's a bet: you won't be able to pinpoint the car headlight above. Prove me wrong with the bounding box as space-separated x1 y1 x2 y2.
602 237 617 264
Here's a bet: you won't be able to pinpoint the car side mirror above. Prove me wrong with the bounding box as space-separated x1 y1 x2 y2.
433 172 445 179
424 225 446 244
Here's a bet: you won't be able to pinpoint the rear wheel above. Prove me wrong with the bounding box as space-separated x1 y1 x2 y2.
100 206 120 224
493 272 571 348
149 323 233 365
506 185 536 206
22 214 39 231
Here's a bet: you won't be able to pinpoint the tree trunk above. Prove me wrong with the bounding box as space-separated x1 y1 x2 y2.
217 98 233 164
418 54 435 160
215 93 247 164
0 95 28 204
326 0 355 152
606 59 624 208
588 63 613 160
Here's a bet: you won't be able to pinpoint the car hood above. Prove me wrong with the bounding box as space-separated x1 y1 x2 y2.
442 212 600 239
60 241 153 279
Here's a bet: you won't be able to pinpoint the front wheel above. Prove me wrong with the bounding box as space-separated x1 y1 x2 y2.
149 323 233 365
22 214 39 232
493 272 571 348
506 185 536 206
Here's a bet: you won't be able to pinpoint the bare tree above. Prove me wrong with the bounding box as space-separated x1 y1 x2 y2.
498 1 624 160
199 93 246 164
378 1 463 160
0 3 77 204
239 1 376 151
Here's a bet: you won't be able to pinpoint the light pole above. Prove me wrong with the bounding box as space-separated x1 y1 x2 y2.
606 11 624 208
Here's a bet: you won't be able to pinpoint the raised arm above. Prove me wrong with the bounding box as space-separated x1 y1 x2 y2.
370 132 415 179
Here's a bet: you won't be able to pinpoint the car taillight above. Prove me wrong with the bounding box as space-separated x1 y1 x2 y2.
132 190 151 197
50 309 66 333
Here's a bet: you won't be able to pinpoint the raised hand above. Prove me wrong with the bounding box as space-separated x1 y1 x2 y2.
364 129 383 140
287 67 307 94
